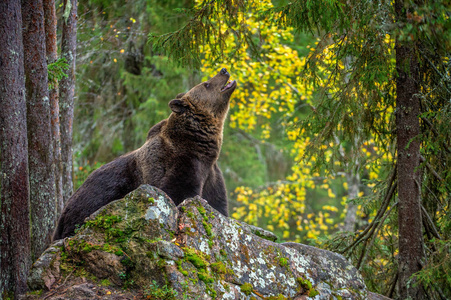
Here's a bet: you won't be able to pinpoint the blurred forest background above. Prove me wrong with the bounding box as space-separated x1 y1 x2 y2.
1 0 448 298
73 0 341 247
70 0 450 298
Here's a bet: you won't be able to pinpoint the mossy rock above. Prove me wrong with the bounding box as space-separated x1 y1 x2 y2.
27 185 377 300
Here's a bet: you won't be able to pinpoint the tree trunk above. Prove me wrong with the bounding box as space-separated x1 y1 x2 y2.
0 0 31 297
394 0 425 298
343 171 360 232
60 0 78 204
22 0 56 260
44 0 64 217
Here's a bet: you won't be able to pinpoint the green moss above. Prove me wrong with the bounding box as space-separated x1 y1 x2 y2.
156 258 166 268
202 220 213 237
99 279 112 286
81 241 101 252
183 247 208 270
67 239 103 255
84 214 122 230
68 239 114 255
28 290 43 296
226 267 235 275
101 243 123 255
187 211 194 218
175 259 189 276
180 269 189 276
297 277 319 297
309 289 320 297
198 270 214 283
197 206 209 222
211 261 227 274
267 295 287 300
188 276 198 284
148 197 155 204
197 206 206 216
145 238 162 244
206 284 217 298
83 213 132 244
297 277 312 290
220 249 227 256
240 282 253 296
279 257 288 267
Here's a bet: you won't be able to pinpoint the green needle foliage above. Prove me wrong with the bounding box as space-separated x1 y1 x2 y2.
48 58 69 89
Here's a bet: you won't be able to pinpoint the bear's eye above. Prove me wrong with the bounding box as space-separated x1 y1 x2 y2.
204 83 210 89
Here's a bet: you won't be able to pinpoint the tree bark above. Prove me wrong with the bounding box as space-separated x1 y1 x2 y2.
343 171 360 232
60 0 78 204
44 0 64 217
22 0 56 259
0 0 31 297
395 0 425 298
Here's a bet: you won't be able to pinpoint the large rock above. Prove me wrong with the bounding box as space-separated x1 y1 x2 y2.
25 185 385 299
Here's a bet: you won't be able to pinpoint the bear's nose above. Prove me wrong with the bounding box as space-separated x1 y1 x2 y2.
220 68 228 75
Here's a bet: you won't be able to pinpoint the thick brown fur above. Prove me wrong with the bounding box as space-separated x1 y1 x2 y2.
53 69 236 240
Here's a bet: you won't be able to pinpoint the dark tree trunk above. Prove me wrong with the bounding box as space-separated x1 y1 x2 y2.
22 0 56 259
44 0 64 217
60 0 78 204
395 0 425 298
0 0 31 297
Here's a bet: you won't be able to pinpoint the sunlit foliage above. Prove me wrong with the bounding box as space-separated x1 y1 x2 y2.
199 0 388 243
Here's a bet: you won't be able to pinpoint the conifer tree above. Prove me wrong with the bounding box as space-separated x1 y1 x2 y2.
0 0 31 296
60 0 78 204
22 0 57 260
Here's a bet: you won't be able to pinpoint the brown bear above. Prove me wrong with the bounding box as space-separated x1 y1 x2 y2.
53 68 237 240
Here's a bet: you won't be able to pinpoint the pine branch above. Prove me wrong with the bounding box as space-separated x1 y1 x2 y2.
420 155 444 182
421 117 451 154
341 166 397 256
387 272 398 298
357 202 398 270
421 204 441 240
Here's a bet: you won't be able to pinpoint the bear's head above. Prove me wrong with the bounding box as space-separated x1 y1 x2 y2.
169 68 236 123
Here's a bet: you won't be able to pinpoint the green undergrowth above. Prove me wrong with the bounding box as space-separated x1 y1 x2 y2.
144 280 178 300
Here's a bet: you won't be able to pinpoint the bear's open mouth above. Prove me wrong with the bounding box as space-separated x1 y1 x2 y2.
221 80 237 92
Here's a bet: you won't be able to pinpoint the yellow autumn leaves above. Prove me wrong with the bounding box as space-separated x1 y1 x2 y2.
198 0 391 242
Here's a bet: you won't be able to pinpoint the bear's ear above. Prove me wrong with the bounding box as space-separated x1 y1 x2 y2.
175 92 186 99
169 99 188 113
